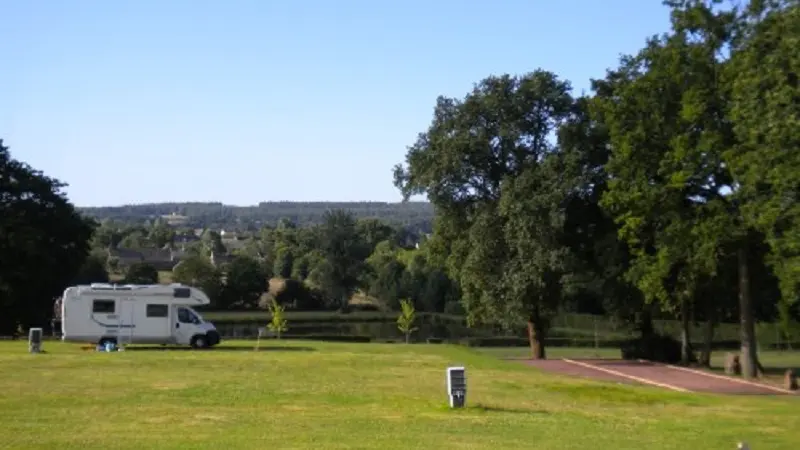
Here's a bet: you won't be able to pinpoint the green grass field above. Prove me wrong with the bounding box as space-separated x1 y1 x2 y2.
1 341 798 449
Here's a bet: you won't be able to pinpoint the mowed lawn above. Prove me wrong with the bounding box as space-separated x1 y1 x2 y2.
1 341 798 450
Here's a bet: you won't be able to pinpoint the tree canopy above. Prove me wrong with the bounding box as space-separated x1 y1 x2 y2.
0 139 96 335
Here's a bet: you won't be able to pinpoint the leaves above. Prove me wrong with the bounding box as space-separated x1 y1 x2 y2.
396 299 418 343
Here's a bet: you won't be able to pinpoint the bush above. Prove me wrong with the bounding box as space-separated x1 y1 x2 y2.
280 334 372 343
460 337 530 347
443 301 465 315
619 333 686 364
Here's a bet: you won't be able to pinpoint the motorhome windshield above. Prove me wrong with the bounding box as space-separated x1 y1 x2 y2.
187 308 203 323
177 307 203 324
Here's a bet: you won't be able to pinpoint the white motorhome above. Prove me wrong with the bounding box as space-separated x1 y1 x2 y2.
60 283 221 349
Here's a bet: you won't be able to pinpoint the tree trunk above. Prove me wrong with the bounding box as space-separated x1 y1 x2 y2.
527 314 547 360
680 296 693 365
700 318 716 367
738 246 760 379
638 308 655 339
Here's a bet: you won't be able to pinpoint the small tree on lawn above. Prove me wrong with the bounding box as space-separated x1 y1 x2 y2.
397 299 418 343
267 298 288 339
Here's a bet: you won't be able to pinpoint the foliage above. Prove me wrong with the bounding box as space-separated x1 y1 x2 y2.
220 255 267 309
267 298 289 339
172 255 223 307
124 262 159 284
0 140 95 335
727 0 800 328
620 333 687 364
396 299 418 343
72 252 110 285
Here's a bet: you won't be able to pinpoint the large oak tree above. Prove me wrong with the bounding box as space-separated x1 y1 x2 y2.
0 139 96 335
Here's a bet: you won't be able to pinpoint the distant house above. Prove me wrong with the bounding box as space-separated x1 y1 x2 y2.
107 246 187 271
174 231 200 245
161 212 189 226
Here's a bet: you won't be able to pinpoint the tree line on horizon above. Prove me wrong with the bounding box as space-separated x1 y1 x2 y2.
2 0 798 380
77 201 435 232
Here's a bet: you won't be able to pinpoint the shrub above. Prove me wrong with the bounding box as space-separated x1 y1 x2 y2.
619 333 685 364
282 334 371 343
266 298 288 339
396 299 418 343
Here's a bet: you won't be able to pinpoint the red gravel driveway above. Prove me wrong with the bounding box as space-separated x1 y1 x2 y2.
517 358 794 395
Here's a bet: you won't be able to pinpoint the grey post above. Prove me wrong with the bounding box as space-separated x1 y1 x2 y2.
446 366 467 408
28 327 43 353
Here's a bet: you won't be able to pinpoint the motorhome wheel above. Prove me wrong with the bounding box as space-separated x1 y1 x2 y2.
191 335 208 349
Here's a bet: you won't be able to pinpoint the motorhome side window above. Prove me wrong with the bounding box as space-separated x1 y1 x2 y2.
92 299 115 314
146 304 169 318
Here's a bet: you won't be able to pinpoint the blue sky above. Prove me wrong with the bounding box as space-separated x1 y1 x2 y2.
1 0 672 207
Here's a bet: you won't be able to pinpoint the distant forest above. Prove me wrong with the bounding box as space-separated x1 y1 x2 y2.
78 201 436 232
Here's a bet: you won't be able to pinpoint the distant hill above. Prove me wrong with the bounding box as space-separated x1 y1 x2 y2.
78 201 436 232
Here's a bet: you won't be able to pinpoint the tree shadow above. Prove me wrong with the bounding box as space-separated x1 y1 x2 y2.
443 404 548 415
122 345 315 352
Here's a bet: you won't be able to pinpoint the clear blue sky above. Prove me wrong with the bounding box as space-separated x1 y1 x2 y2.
1 0 672 207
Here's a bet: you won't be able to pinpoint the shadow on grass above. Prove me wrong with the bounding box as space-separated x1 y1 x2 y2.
438 403 548 415
122 345 316 352
470 404 548 414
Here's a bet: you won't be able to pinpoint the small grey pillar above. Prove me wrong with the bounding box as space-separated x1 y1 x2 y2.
28 328 43 353
446 366 467 408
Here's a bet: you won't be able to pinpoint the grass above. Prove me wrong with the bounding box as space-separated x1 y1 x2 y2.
1 342 799 449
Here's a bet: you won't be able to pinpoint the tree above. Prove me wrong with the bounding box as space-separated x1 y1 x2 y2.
172 255 223 307
148 220 175 248
119 230 147 249
72 252 111 285
273 244 294 279
396 299 418 343
220 255 267 309
727 0 800 345
315 209 367 309
267 298 288 339
124 262 159 284
202 229 226 255
0 139 96 335
365 240 406 308
496 153 577 359
356 218 396 254
592 1 766 373
394 70 576 359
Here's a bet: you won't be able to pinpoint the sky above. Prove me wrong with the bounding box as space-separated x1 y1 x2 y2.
0 0 673 207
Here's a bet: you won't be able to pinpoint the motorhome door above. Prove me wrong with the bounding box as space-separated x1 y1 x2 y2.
173 306 195 345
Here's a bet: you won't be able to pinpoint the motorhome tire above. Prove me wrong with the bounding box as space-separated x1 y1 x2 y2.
190 335 208 349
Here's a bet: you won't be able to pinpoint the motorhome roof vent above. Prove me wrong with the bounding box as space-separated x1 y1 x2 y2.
173 287 191 298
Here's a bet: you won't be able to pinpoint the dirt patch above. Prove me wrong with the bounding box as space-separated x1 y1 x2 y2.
518 358 795 396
